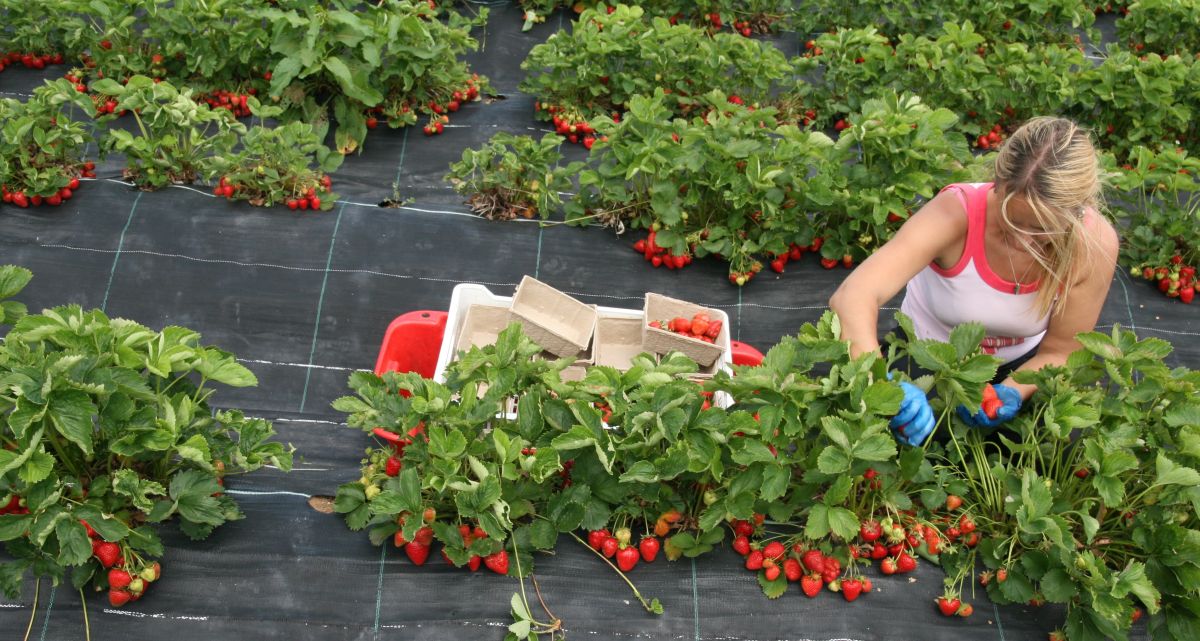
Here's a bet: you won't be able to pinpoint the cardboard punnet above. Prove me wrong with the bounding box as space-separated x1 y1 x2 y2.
641 293 728 367
594 316 645 371
510 276 597 357
454 304 513 354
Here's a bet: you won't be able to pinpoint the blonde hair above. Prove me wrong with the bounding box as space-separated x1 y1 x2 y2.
991 116 1105 317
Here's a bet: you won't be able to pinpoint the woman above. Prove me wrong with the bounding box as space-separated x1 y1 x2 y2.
829 117 1120 446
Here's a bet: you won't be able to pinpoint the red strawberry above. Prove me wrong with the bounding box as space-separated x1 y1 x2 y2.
467 555 481 571
770 258 785 273
842 578 863 602
896 552 917 573
945 495 963 511
732 535 751 556
958 515 976 534
820 257 838 269
801 574 822 597
639 537 660 562
937 595 962 616
81 519 98 538
108 589 132 607
958 603 974 617
880 557 897 575
763 562 781 582
414 526 434 545
404 541 430 565
802 550 825 573
763 541 785 560
996 568 1008 583
745 549 765 571
384 456 402 477
780 558 801 582
1182 287 1195 304
588 529 610 550
859 520 881 542
108 568 132 590
601 536 619 558
705 319 722 339
616 545 639 572
93 541 120 568
870 542 888 560
484 550 509 575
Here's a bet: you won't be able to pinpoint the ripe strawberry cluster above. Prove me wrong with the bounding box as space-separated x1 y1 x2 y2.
631 230 692 270
422 77 481 136
537 102 605 149
647 311 723 344
1136 255 1197 303
392 509 510 575
975 123 1007 150
84 521 163 607
198 87 259 118
0 493 28 515
730 514 872 602
2 176 84 208
586 526 662 572
0 50 65 72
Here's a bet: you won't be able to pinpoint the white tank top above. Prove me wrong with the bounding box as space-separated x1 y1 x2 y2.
899 182 1049 364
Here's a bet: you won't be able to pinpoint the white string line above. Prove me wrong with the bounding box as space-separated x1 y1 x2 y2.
225 489 313 497
33 242 524 287
103 608 208 620
236 357 364 373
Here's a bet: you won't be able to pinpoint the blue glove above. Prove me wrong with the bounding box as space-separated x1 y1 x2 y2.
956 383 1022 428
890 381 935 446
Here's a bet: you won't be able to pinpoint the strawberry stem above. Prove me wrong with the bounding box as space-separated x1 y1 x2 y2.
79 587 91 641
22 578 39 641
568 531 661 614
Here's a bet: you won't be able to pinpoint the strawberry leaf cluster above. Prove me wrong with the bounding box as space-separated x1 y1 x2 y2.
446 133 584 221
0 268 294 604
0 80 95 201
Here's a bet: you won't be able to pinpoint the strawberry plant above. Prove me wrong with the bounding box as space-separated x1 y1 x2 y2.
519 4 796 142
446 133 583 221
258 0 489 154
931 325 1200 641
1073 48 1198 158
1115 0 1200 57
0 0 75 69
0 80 96 208
818 93 978 266
566 91 839 284
0 267 293 607
511 1 797 34
206 104 343 211
90 76 245 190
791 0 1095 47
1103 146 1200 302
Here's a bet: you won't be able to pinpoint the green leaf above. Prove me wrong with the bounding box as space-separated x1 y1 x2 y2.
826 506 859 541
55 519 92 566
0 265 32 300
949 322 986 359
195 349 257 387
619 460 660 484
1156 454 1200 487
817 446 851 474
18 450 54 484
73 505 130 542
851 432 897 462
322 58 383 105
759 465 789 503
1075 332 1122 360
0 514 31 541
0 560 29 600
758 570 788 599
47 390 96 457
1039 568 1078 602
176 434 213 470
805 503 831 539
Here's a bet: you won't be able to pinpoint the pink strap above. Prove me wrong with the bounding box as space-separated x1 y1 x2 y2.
931 183 1040 294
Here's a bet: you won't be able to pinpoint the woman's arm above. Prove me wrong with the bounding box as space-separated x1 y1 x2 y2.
1001 216 1120 399
829 190 969 357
